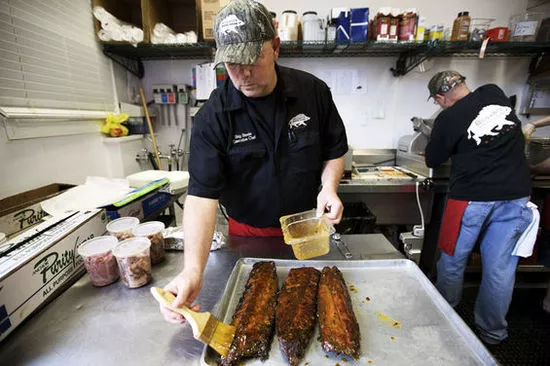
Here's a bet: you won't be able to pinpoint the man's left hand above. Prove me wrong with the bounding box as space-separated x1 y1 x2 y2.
316 188 344 224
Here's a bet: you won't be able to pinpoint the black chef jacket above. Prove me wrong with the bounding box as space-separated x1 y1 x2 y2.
188 64 348 228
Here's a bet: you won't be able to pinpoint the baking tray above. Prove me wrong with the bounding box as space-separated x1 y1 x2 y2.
201 259 497 366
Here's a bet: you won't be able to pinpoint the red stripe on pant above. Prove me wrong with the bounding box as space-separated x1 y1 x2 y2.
228 217 282 237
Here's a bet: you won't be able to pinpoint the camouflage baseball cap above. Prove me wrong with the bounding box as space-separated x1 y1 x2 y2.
427 71 466 99
213 0 275 66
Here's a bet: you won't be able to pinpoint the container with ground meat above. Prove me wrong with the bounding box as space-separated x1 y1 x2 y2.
113 237 152 288
106 217 140 241
78 236 119 287
132 221 165 265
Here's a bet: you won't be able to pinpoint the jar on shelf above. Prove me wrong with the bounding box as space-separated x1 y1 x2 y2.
302 11 324 42
398 8 418 42
373 7 392 42
509 12 543 42
451 11 471 41
389 8 400 42
470 18 495 41
279 10 299 41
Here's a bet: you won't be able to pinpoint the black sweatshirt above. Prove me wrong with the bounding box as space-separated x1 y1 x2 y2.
425 84 531 201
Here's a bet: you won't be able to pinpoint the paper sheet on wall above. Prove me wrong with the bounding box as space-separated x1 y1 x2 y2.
328 70 367 95
195 62 217 100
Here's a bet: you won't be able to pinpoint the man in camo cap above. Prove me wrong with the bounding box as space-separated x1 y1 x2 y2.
213 0 275 67
425 70 532 346
160 0 349 327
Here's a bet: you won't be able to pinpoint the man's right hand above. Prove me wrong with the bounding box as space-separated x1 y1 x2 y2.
160 269 203 324
523 123 536 142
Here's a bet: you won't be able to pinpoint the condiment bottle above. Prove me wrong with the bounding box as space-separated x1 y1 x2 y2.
279 10 299 41
398 8 418 41
451 11 471 41
374 7 391 41
389 8 400 42
416 17 427 41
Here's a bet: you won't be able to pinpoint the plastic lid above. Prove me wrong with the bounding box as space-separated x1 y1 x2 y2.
78 236 118 257
283 10 297 14
113 237 151 258
106 217 140 233
303 11 318 16
132 221 165 237
270 11 276 18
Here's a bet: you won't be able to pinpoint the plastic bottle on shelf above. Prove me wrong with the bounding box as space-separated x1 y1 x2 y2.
279 10 299 41
373 7 392 42
416 17 427 41
302 11 324 41
451 11 471 41
326 15 337 42
389 8 400 42
398 8 418 42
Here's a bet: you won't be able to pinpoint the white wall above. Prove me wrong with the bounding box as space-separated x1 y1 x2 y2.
142 0 543 149
0 61 145 199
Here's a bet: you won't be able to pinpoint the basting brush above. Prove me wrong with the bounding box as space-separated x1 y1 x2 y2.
150 287 235 357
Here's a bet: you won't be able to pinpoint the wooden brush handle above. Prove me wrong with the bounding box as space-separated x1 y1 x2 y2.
150 287 209 338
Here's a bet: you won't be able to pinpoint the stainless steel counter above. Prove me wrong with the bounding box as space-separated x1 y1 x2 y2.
0 234 402 366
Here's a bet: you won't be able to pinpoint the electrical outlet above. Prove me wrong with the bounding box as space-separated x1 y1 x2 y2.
413 225 424 237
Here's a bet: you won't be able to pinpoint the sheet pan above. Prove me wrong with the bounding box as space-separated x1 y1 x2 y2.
201 258 497 366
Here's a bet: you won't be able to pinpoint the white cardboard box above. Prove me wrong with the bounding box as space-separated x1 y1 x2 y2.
0 209 108 342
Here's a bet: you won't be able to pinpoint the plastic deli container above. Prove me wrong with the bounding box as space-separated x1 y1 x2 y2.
279 10 299 41
280 209 334 260
113 237 152 288
509 12 543 42
470 18 495 41
106 216 140 241
78 236 119 287
132 221 166 265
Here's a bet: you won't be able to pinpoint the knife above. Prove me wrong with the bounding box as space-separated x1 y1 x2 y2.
331 233 353 259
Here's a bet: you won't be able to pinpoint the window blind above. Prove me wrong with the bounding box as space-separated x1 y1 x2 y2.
0 0 114 112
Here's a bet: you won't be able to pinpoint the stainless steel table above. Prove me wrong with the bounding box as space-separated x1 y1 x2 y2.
0 234 402 366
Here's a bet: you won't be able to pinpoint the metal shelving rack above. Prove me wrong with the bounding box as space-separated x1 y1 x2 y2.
102 40 550 78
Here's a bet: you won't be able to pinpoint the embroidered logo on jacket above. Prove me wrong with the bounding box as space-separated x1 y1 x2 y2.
289 114 310 129
219 15 245 36
233 132 256 144
467 105 515 145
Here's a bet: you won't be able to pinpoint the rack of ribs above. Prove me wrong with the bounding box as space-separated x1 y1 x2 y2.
317 266 361 359
276 267 321 366
219 261 278 366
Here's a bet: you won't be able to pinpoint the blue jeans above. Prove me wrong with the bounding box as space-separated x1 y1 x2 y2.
436 197 532 343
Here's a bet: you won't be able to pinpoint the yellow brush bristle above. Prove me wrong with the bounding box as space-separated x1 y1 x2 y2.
200 315 235 357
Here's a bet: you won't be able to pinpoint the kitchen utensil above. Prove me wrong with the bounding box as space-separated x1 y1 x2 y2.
331 233 353 259
150 287 235 357
139 87 163 170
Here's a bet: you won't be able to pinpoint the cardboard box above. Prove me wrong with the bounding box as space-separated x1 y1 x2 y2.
0 209 108 342
200 0 230 40
142 0 200 43
0 184 75 237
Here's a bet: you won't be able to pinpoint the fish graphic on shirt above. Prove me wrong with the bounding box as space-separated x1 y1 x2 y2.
467 105 515 145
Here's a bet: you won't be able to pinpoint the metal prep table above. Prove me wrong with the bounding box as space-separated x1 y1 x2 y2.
0 234 402 366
